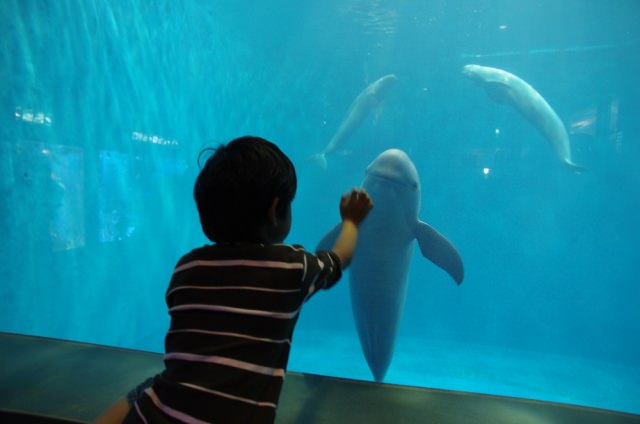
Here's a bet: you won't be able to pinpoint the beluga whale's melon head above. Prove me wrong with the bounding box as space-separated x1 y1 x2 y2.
363 149 421 222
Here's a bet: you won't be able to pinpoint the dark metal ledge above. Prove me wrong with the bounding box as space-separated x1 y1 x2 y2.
0 332 638 423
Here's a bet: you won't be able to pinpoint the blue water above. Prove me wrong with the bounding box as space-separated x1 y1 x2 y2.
1 0 639 415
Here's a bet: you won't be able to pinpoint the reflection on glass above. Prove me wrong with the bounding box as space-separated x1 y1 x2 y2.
14 107 53 126
45 145 85 252
98 151 139 243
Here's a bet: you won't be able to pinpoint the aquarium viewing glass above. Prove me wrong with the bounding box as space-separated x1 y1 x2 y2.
1 0 638 415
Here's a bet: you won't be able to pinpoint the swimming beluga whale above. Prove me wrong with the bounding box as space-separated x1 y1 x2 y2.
310 74 397 169
317 149 464 382
462 64 586 171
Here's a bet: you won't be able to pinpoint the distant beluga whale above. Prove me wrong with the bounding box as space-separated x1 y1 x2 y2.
317 149 464 382
462 64 586 171
310 74 397 169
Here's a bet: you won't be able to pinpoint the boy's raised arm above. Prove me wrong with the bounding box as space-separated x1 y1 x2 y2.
331 188 373 268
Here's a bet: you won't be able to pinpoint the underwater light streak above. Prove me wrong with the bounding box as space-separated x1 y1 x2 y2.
460 39 640 59
14 107 53 126
131 131 179 146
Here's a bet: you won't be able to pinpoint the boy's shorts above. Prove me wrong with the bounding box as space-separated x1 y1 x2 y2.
126 377 155 407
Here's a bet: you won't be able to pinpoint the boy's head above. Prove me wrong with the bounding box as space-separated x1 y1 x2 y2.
194 136 297 244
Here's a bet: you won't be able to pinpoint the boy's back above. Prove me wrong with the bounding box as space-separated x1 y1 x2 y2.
96 136 373 424
135 243 343 423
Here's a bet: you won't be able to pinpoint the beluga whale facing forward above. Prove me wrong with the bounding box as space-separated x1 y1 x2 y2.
318 149 464 382
462 64 585 171
310 74 397 169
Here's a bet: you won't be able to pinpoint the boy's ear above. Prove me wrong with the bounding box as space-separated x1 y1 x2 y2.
267 197 280 226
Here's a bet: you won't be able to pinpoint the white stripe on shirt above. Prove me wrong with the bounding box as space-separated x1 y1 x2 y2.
169 304 301 319
174 259 303 274
178 382 277 408
164 352 286 377
133 402 149 424
168 328 291 345
166 284 301 298
143 387 208 424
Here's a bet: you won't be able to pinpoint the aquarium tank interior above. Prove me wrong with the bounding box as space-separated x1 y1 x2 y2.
1 0 639 417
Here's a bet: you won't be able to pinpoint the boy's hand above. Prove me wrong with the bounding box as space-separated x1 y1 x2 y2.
340 188 373 226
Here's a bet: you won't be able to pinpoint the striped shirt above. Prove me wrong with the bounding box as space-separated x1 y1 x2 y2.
131 243 342 424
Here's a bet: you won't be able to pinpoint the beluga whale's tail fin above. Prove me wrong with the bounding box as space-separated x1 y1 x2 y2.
307 152 328 170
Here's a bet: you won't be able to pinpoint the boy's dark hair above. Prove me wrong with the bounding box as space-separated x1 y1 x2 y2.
194 136 297 243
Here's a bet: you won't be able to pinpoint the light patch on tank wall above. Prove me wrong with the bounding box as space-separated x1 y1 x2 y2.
131 131 179 146
499 24 508 30
14 107 53 126
495 128 500 135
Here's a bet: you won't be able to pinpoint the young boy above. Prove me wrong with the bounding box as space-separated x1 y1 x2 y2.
95 136 373 424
